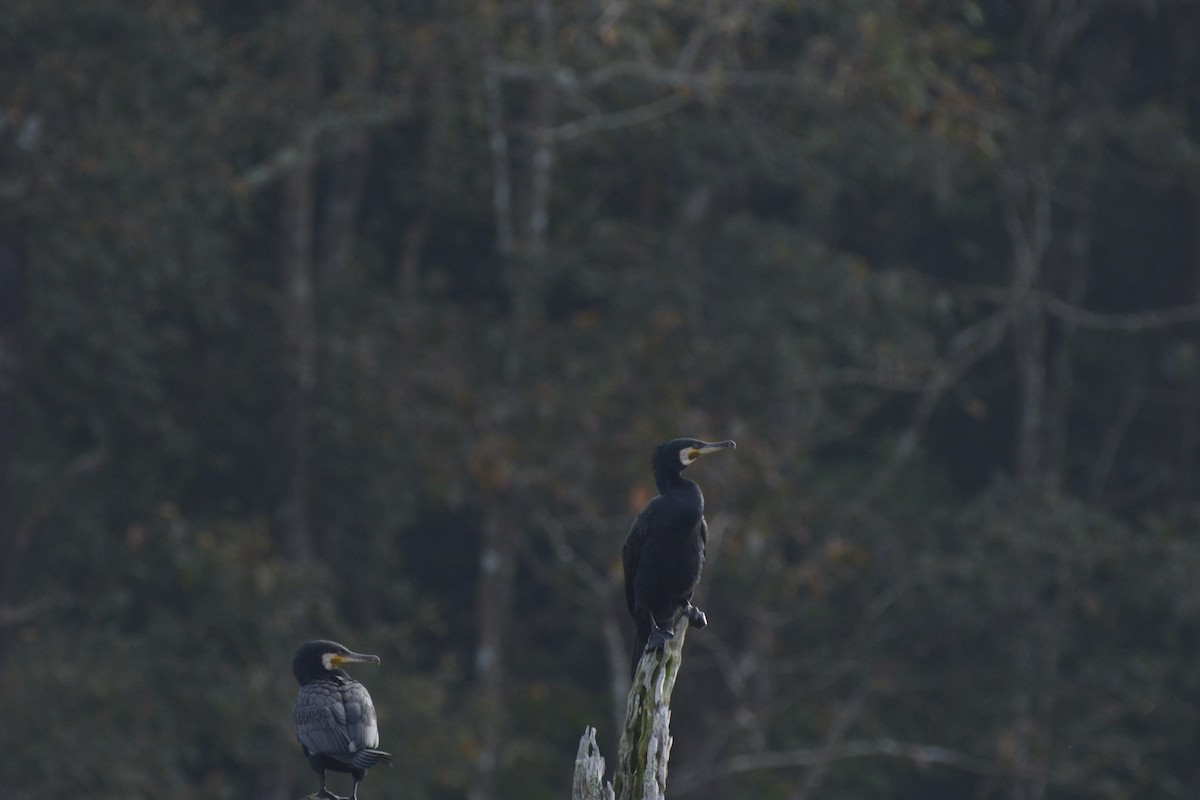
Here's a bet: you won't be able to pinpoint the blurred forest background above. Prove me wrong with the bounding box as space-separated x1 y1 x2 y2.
3 0 1200 798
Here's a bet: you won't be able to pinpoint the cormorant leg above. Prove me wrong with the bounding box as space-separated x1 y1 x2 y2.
314 771 345 800
684 602 707 629
641 610 675 651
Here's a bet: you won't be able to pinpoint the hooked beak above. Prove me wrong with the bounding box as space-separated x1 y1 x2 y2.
332 651 381 667
697 440 736 455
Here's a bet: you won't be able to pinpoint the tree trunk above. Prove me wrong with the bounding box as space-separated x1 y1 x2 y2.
573 626 690 800
0 227 28 606
319 13 375 297
276 0 323 564
319 132 370 296
574 726 617 800
1002 163 1052 488
469 43 515 800
469 512 519 800
471 4 559 798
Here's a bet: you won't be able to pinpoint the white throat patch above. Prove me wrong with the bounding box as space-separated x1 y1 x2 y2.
322 652 337 670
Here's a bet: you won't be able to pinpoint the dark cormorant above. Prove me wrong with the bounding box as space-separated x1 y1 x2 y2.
292 640 392 800
622 438 735 677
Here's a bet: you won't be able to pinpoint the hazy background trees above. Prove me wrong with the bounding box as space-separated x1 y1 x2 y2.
2 1 1200 798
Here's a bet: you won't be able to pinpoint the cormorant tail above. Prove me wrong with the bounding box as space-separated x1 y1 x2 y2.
352 749 393 770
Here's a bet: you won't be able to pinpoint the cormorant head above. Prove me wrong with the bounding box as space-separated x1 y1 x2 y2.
651 438 736 489
292 640 381 686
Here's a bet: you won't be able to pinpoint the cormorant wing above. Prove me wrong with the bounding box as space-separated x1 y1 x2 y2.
622 499 655 617
293 677 380 759
342 680 381 750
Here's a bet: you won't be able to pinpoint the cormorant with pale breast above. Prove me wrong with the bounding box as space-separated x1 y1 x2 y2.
292 640 392 800
622 438 735 677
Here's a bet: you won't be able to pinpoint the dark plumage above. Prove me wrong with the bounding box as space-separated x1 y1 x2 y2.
622 438 735 677
292 640 392 800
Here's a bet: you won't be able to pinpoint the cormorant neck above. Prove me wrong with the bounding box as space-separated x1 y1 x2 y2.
655 469 694 495
294 666 349 686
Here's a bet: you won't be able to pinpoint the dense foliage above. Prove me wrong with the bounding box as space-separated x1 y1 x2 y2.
2 1 1199 798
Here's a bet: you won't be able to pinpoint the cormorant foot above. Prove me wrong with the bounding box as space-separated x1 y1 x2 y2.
684 605 707 629
312 790 345 800
644 626 675 651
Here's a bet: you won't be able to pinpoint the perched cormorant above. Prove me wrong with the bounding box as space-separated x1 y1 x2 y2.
622 438 735 677
292 640 392 800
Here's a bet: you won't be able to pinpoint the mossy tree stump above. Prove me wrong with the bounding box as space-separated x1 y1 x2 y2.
573 625 689 800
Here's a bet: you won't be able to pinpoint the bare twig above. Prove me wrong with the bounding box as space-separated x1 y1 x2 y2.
239 102 412 190
1089 374 1147 500
788 692 868 800
857 310 1011 503
483 57 516 256
0 593 69 627
673 737 1006 794
554 95 691 143
571 61 816 95
1043 294 1200 331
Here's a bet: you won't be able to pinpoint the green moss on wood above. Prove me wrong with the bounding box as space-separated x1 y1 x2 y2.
612 624 688 800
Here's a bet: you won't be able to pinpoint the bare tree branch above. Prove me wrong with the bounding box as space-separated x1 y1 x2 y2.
673 737 1006 794
573 61 815 94
1001 161 1053 482
496 57 816 96
0 593 69 627
238 101 413 190
788 692 868 800
523 508 632 735
554 95 691 143
857 310 1012 503
484 57 516 256
1089 372 1147 500
1043 293 1200 330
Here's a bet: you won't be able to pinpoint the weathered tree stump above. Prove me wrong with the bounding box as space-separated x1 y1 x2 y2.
574 725 616 800
572 624 689 800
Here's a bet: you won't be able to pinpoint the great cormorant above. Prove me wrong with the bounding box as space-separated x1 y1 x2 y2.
622 438 735 677
292 640 392 800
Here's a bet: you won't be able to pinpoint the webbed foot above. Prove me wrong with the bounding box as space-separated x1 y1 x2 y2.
644 625 675 651
684 604 707 629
